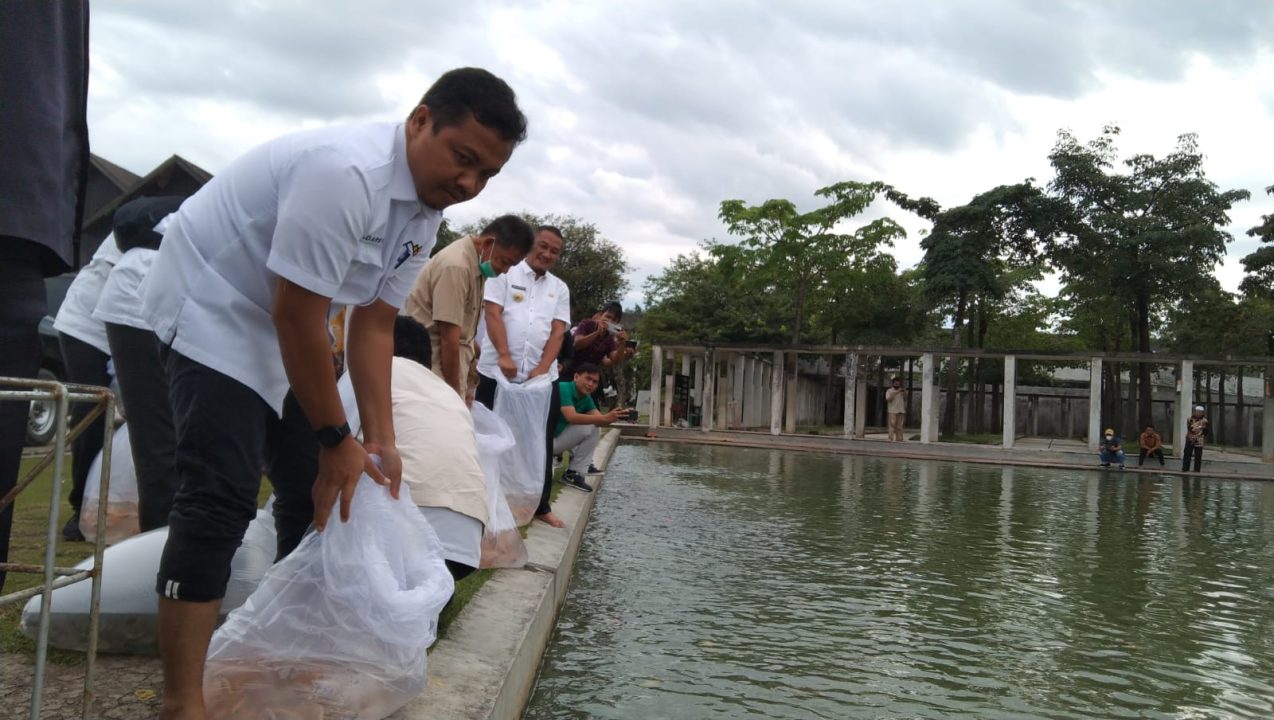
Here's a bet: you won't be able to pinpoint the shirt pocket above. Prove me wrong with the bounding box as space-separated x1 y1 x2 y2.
335 240 389 306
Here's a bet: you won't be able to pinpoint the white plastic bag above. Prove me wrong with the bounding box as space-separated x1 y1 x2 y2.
204 476 454 720
21 508 277 654
80 423 139 544
493 374 551 525
471 404 527 569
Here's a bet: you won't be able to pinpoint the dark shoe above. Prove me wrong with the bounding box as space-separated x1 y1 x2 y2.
562 470 593 492
587 464 603 475
62 514 85 542
1101 462 1110 468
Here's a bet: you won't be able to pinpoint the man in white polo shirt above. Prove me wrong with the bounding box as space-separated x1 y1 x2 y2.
475 225 571 526
141 68 527 720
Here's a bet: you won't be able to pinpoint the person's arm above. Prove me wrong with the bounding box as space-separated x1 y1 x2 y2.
437 320 463 396
483 299 517 379
346 299 402 496
601 331 626 368
273 280 386 531
529 319 568 379
561 404 625 426
570 316 607 351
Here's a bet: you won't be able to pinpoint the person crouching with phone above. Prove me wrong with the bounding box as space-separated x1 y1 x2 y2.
555 363 629 492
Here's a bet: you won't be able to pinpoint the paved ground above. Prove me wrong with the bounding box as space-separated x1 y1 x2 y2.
0 653 162 719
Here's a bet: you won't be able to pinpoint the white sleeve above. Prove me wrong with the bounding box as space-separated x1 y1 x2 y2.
554 280 571 325
483 272 508 307
266 147 372 299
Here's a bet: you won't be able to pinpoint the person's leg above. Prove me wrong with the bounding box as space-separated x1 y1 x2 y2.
1116 450 1126 468
1157 448 1165 466
1099 449 1111 466
1138 449 1147 467
555 424 600 476
475 373 497 411
1193 445 1203 472
156 348 271 719
1181 445 1192 472
265 391 320 561
536 382 562 524
0 240 47 592
57 333 111 538
106 323 180 531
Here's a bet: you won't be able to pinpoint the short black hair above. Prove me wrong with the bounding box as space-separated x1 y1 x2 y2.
536 225 564 241
393 315 432 369
601 301 623 322
419 68 527 146
482 214 535 254
573 362 602 378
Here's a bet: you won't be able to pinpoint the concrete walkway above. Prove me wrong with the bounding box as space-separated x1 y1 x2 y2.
622 425 1274 482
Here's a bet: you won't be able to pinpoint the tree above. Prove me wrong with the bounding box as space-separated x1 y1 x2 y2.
456 212 629 323
429 218 461 256
1240 184 1274 298
718 181 906 345
1047 125 1250 428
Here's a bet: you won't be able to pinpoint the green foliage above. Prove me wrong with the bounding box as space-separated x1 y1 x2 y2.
456 212 630 322
1240 185 1274 298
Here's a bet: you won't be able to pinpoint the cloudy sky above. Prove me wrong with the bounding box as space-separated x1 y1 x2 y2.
88 0 1274 307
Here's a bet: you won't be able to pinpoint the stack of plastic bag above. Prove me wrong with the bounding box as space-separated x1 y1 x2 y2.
493 374 552 525
471 403 527 569
204 476 454 720
21 508 277 654
80 422 139 544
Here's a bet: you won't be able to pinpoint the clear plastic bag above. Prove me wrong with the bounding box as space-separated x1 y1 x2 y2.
471 404 527 569
80 422 139 544
493 374 552 525
21 508 277 654
204 476 454 720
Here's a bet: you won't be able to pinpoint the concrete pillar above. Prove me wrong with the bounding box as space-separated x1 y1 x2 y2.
730 353 744 428
855 376 867 438
770 351 784 435
1263 367 1274 463
649 345 663 430
843 352 859 439
1002 354 1017 448
1088 357 1103 451
702 349 716 432
716 361 730 430
785 352 799 434
921 352 938 443
1176 359 1194 458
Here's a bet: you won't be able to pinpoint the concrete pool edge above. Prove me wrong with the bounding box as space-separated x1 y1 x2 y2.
394 428 621 720
621 426 1274 482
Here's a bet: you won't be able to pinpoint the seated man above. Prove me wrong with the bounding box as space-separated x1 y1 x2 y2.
1099 428 1126 469
554 363 628 492
340 316 487 580
1138 424 1165 467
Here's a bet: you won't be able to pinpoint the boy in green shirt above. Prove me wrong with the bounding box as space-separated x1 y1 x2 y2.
555 363 628 491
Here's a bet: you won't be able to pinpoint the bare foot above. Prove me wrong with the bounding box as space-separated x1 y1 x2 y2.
536 511 566 528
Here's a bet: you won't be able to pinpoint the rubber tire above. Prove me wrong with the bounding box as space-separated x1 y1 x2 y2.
26 367 61 446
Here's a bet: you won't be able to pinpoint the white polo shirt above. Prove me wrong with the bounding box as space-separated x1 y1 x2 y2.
93 248 156 332
477 260 570 382
53 234 122 354
141 122 442 414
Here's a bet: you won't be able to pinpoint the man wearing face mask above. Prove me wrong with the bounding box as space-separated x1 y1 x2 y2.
405 215 534 400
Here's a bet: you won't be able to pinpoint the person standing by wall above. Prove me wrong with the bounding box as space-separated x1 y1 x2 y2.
475 225 571 527
1182 406 1209 473
885 376 907 442
0 0 91 592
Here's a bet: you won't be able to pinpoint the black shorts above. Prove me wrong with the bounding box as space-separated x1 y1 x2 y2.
155 348 319 602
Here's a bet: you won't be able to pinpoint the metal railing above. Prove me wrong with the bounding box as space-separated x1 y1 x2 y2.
0 376 114 719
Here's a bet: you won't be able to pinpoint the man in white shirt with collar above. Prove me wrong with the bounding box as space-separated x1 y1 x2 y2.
475 225 571 527
141 68 527 720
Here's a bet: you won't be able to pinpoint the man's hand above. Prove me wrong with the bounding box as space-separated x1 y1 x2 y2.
603 407 627 424
527 366 548 379
498 353 517 379
312 437 389 531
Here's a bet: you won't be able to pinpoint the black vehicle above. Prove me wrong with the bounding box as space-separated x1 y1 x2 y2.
26 274 75 445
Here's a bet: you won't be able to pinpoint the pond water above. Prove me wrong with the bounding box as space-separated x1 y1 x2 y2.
524 443 1274 719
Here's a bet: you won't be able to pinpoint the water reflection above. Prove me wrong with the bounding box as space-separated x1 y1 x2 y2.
525 444 1274 719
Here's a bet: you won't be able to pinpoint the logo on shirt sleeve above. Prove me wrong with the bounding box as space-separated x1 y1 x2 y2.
394 240 423 268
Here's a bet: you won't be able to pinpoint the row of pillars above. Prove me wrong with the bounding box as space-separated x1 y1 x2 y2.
649 347 1274 462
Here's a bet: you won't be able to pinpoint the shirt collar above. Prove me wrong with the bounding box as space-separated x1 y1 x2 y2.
391 124 427 207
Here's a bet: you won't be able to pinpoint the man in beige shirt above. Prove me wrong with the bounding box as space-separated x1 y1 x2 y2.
405 215 533 399
885 376 908 442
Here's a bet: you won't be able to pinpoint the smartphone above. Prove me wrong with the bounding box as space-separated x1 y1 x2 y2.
625 409 639 422
625 339 638 350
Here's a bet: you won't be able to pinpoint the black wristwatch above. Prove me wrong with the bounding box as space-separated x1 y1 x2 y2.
315 422 351 449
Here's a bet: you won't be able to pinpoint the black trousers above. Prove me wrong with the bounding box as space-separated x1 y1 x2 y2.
1137 448 1165 466
57 333 110 516
156 348 319 602
0 240 48 593
1182 443 1204 472
106 323 179 531
475 373 558 517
